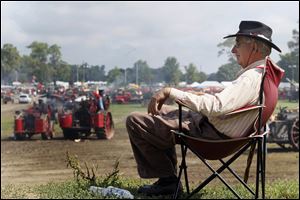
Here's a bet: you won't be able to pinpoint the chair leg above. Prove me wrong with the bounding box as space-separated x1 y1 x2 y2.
220 159 255 196
185 158 243 199
262 135 267 199
173 143 189 199
256 138 264 199
182 146 190 194
186 142 255 199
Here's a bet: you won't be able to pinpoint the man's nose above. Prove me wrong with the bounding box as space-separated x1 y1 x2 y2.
231 46 237 53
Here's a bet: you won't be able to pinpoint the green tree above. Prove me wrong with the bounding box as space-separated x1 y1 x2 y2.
133 60 153 85
27 41 48 63
151 67 164 84
19 55 35 83
162 57 181 86
56 61 71 82
48 44 62 84
277 22 299 82
184 63 207 84
107 67 123 84
27 41 51 83
1 43 21 83
89 65 106 81
48 44 62 65
184 63 198 84
216 61 240 81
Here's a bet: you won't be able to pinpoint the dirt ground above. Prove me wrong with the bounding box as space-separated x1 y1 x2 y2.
1 103 299 187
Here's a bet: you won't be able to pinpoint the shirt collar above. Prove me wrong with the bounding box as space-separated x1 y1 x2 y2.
236 59 265 77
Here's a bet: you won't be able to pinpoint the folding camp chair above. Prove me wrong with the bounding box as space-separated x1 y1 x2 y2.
172 58 284 199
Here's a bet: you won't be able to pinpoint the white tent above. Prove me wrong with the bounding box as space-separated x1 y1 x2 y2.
12 81 21 86
178 81 187 87
221 81 232 87
189 82 201 88
279 82 290 89
197 81 224 88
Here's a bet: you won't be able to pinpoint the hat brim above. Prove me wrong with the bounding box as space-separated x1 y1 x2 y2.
224 33 281 53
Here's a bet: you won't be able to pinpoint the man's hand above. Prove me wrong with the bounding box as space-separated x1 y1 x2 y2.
148 87 171 115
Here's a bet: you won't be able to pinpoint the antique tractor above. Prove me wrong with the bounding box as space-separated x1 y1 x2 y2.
13 107 54 140
268 106 299 150
58 93 114 140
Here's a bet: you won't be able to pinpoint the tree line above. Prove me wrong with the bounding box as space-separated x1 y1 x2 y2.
1 23 298 86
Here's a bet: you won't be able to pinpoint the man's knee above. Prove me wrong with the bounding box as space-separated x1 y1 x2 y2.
126 112 138 125
126 112 144 131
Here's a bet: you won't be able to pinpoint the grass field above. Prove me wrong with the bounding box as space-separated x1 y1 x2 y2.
1 100 298 138
274 99 299 114
1 169 299 199
1 100 299 199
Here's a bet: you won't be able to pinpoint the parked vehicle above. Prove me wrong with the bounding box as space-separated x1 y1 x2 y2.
13 107 53 140
58 93 114 140
268 107 299 150
113 88 143 104
114 91 132 104
18 94 32 104
3 95 14 104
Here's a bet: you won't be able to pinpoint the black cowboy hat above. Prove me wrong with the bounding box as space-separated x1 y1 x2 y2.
224 21 281 52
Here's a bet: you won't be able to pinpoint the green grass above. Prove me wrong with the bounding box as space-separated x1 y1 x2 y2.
0 108 14 138
1 102 299 198
0 103 148 138
109 103 147 129
2 101 298 138
274 100 299 114
1 178 299 199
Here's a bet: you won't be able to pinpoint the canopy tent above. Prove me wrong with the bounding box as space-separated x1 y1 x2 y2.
197 81 224 88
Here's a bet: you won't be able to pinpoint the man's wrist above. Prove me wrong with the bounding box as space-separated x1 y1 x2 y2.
163 87 171 97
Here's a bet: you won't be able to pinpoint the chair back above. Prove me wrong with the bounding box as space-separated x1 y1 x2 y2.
176 58 284 160
254 57 285 135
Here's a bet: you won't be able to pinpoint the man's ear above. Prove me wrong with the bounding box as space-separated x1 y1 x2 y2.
253 43 258 52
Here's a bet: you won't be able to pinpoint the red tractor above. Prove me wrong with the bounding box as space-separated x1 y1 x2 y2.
113 88 143 104
58 93 114 140
14 106 54 140
114 91 132 104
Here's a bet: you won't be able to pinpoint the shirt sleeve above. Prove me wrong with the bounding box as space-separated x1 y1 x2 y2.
169 69 262 117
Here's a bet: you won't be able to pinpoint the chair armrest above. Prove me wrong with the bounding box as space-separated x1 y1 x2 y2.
224 105 265 116
175 99 190 109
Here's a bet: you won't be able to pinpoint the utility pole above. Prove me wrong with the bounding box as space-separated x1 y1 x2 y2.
124 68 127 85
76 65 79 83
136 64 139 85
83 62 85 82
15 70 18 82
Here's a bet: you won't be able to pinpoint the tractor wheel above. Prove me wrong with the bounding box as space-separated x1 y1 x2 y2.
63 129 71 139
41 132 53 140
14 133 25 140
96 128 106 139
289 118 299 151
95 112 114 139
26 133 34 139
68 130 79 140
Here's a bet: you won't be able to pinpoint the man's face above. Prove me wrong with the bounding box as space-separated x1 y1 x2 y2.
231 36 254 68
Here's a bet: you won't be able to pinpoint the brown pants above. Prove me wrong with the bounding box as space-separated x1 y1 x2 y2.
126 105 225 179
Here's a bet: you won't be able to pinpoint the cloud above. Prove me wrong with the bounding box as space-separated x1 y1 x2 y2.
1 1 299 74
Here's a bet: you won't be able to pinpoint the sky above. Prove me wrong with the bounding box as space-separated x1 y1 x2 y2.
1 1 299 74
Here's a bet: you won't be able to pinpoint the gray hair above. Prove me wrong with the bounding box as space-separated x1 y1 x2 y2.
243 36 272 57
